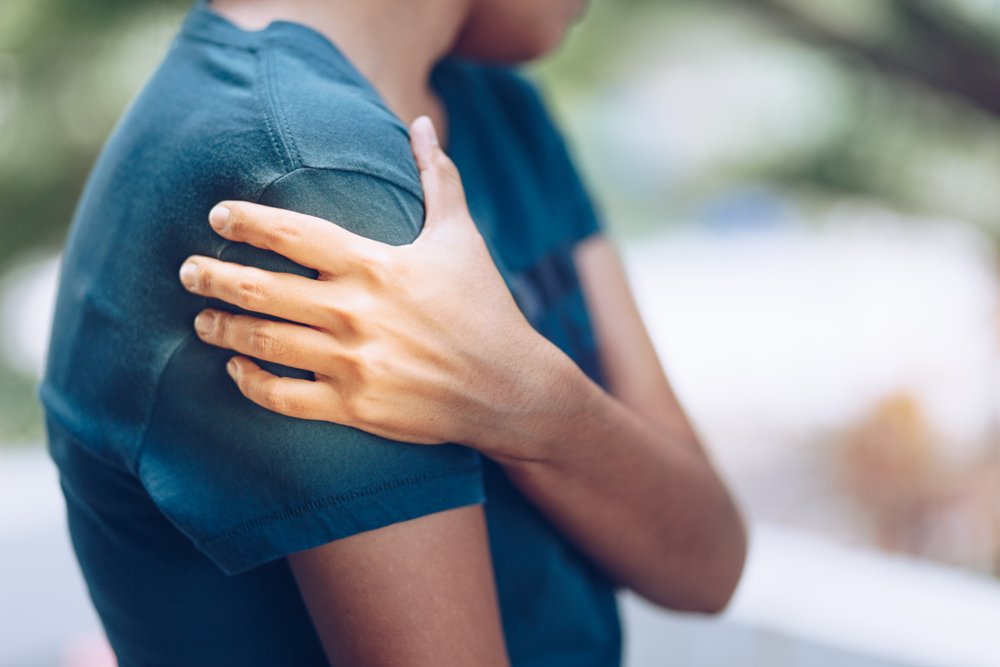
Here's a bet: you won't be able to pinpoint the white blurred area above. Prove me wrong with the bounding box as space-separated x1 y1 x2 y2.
623 213 1000 574
627 213 998 453
0 253 58 379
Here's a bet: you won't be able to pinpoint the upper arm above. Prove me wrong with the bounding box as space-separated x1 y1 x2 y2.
289 504 509 667
573 235 700 444
138 167 485 574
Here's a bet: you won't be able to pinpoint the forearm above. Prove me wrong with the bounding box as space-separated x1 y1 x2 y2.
482 350 748 613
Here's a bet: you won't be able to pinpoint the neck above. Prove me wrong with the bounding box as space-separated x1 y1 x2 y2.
210 0 469 125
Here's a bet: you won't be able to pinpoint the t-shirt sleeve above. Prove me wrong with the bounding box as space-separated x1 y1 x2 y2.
137 167 485 575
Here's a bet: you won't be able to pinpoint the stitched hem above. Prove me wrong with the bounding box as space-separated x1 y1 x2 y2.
205 462 481 545
200 463 485 575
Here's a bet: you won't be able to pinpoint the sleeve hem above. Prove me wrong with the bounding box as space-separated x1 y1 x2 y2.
199 462 485 575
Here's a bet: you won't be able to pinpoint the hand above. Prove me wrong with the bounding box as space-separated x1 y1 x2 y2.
178 116 565 458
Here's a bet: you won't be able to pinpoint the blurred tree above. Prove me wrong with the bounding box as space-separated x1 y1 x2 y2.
542 0 1000 243
734 0 1000 117
0 0 189 267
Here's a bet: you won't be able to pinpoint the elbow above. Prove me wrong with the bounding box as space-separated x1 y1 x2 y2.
692 504 749 615
691 515 748 616
644 501 749 615
692 567 742 615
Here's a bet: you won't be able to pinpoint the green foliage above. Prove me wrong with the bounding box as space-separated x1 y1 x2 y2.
0 362 42 444
536 0 1000 241
0 0 188 266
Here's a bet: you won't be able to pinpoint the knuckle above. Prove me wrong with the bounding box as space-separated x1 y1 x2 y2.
321 299 355 331
339 393 361 424
339 386 371 426
356 247 391 284
352 344 391 389
318 295 347 321
249 320 280 357
341 348 367 382
431 150 455 173
227 206 248 237
236 277 269 310
196 266 213 293
263 217 300 249
259 382 289 413
360 348 388 383
438 163 463 191
212 312 230 340
345 290 376 322
351 393 389 431
335 349 369 394
276 393 302 416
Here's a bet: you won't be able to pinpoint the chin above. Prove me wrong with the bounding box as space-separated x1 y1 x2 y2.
452 0 583 64
452 24 568 64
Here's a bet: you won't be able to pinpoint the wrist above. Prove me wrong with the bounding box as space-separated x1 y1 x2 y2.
471 336 603 467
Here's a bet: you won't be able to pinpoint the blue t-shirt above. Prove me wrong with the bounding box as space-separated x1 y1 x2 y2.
40 3 620 665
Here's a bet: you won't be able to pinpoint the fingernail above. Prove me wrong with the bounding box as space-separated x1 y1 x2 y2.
226 357 240 379
413 115 438 147
179 261 199 290
194 310 216 337
209 205 231 233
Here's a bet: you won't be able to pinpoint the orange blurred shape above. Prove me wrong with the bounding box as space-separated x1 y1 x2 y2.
838 391 999 573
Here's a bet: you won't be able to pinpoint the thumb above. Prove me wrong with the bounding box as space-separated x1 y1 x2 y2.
410 115 470 234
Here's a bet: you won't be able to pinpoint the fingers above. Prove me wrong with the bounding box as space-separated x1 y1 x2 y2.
194 309 336 372
226 356 344 421
207 201 382 275
409 116 470 232
180 255 338 329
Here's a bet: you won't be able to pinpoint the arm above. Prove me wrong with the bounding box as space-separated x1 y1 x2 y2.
178 116 747 613
289 505 509 667
495 235 748 613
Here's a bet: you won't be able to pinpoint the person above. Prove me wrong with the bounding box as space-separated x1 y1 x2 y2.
40 0 748 665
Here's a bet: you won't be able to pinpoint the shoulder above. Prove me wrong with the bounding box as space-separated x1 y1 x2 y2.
261 39 422 200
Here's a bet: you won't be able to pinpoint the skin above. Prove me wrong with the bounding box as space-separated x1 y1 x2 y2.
211 0 585 130
181 0 748 663
289 504 508 666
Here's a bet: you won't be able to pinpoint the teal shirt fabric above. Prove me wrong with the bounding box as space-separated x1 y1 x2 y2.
40 2 620 665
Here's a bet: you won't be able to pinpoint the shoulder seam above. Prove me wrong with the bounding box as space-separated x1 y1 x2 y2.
259 165 424 204
262 44 303 168
130 332 201 475
255 46 299 173
178 33 255 52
